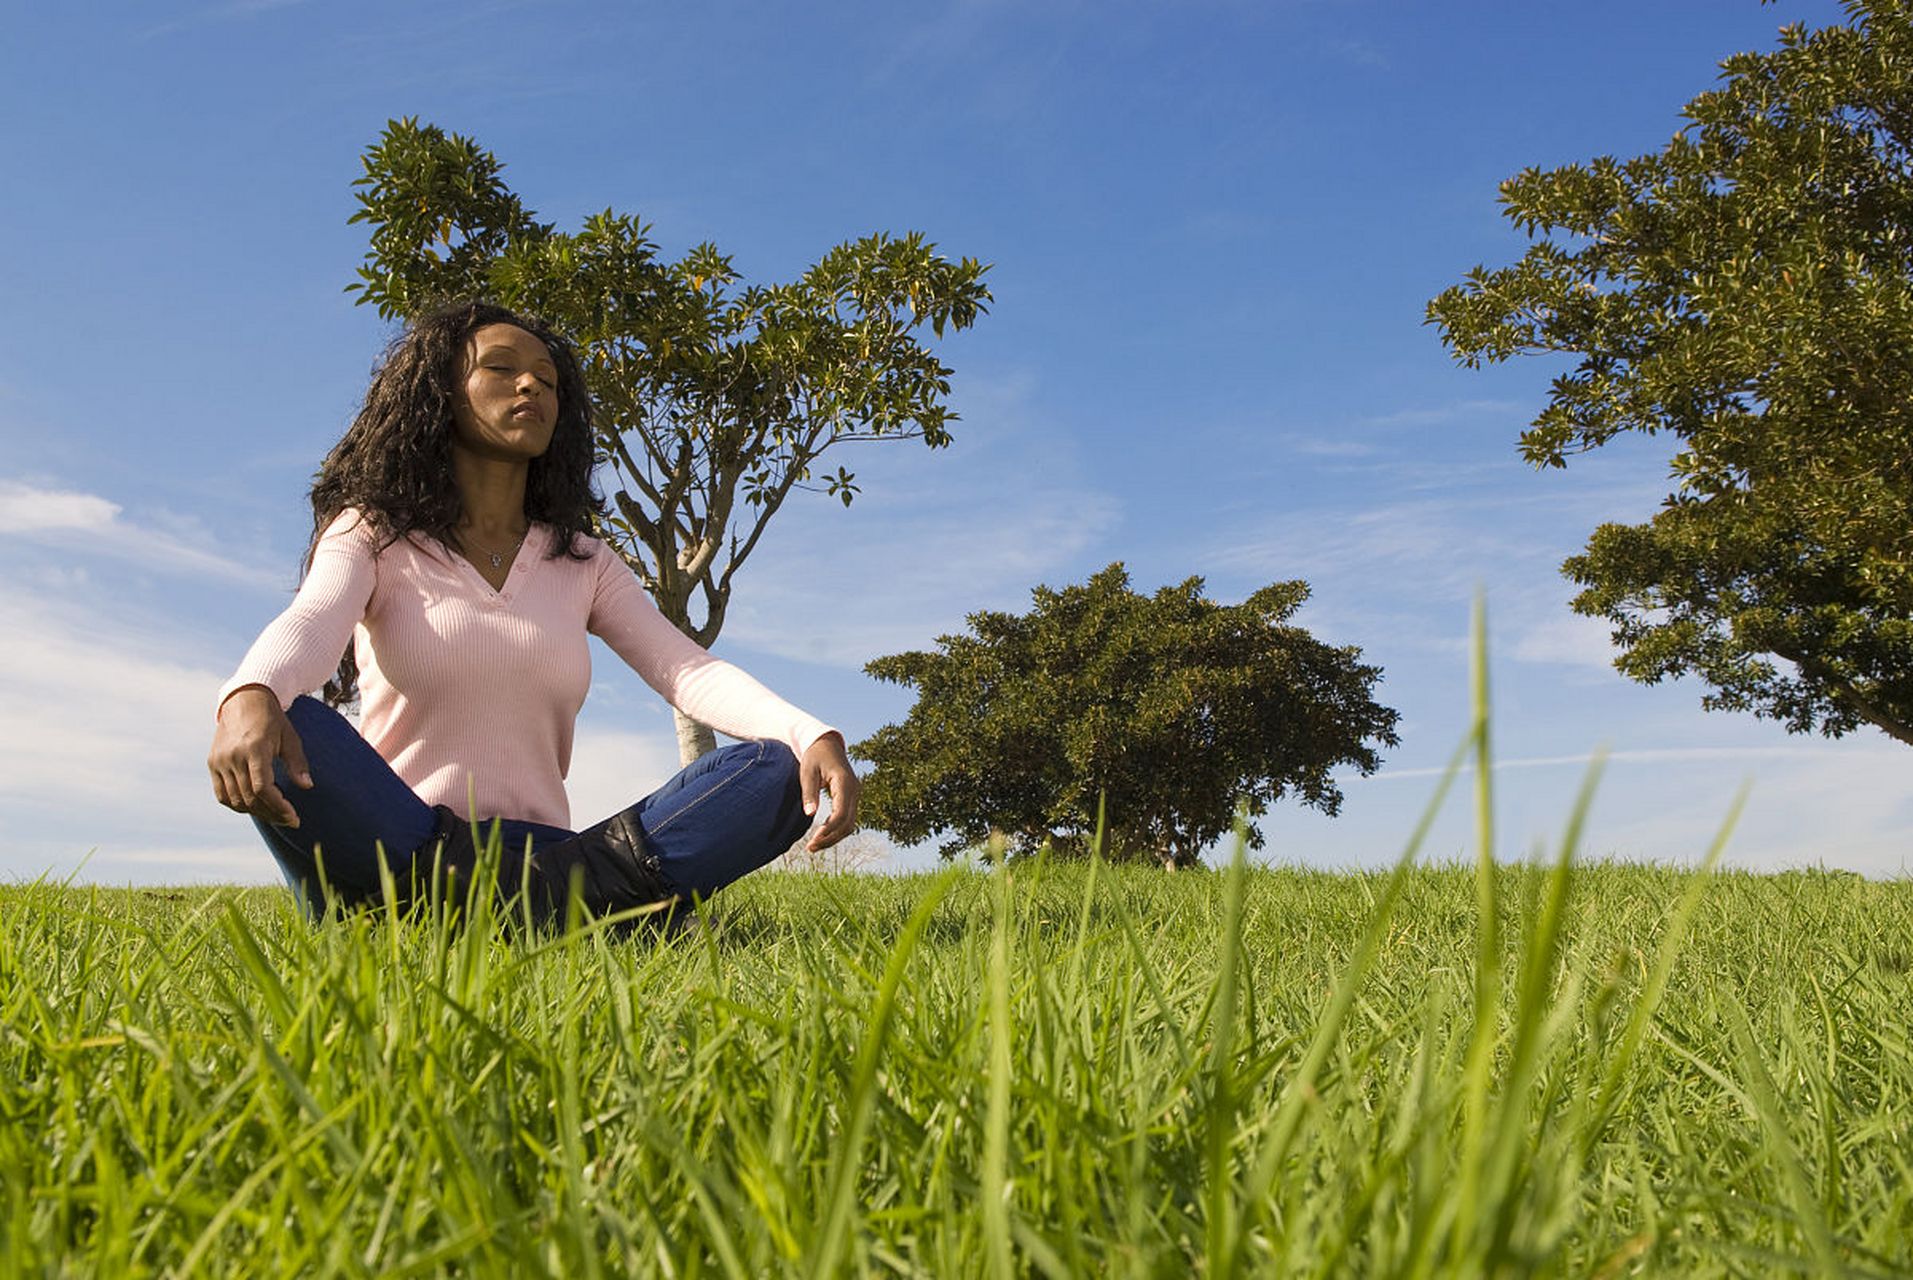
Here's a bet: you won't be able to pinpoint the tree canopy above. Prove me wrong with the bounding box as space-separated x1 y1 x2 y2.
853 565 1400 868
1427 1 1913 746
348 119 992 759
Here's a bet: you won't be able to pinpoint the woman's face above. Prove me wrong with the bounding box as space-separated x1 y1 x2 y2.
451 323 561 462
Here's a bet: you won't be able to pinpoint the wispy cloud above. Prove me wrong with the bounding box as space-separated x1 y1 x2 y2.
727 486 1121 667
0 581 280 883
1322 37 1390 70
1207 493 1541 602
1280 435 1376 459
1359 399 1528 429
137 0 317 39
1363 744 1881 782
1181 208 1276 244
866 0 1020 89
1257 733 1910 878
1204 462 1676 613
1510 609 1618 671
720 372 1121 667
0 479 282 589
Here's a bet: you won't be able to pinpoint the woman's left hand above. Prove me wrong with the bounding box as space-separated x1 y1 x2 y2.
800 732 861 851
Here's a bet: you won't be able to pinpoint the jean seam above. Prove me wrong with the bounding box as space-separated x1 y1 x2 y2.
647 739 772 838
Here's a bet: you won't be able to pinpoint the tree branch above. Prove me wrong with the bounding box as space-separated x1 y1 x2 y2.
1770 640 1913 746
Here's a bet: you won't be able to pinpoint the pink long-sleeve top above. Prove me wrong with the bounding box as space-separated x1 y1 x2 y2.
218 509 835 828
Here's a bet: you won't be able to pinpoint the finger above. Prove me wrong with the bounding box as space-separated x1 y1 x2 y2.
211 763 236 812
806 815 842 852
807 775 857 850
228 759 254 811
243 754 296 826
251 782 299 828
280 722 314 790
833 770 861 828
824 772 857 830
244 752 276 809
812 812 852 850
800 753 822 817
225 767 258 816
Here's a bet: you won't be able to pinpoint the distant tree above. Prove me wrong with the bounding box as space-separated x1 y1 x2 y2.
853 565 1400 868
1428 3 1913 746
348 118 992 761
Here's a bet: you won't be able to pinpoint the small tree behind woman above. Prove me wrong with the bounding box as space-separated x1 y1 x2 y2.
854 565 1400 868
349 118 991 763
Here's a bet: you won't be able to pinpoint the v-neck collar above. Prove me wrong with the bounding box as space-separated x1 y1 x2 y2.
441 524 544 601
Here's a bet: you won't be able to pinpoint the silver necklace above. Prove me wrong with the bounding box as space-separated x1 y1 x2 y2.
466 529 528 570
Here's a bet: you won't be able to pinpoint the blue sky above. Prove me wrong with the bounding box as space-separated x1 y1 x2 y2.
4 0 1906 884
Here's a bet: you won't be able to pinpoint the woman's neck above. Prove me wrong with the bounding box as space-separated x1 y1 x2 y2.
451 450 530 539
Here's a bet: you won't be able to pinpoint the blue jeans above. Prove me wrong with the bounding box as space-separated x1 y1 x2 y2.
253 696 809 922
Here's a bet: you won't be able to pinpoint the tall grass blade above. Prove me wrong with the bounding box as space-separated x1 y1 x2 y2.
984 856 1015 1279
1721 994 1842 1276
1239 728 1474 1247
1203 824 1250 1275
1583 787 1744 1145
1452 590 1501 1261
804 868 959 1278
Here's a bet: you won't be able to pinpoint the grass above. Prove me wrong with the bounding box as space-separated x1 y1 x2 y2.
4 852 1909 1275
3 622 1909 1275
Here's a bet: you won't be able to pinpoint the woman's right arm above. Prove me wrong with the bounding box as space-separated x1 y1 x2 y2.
206 511 377 824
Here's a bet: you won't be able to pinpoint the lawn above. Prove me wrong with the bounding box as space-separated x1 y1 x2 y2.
2 838 1908 1276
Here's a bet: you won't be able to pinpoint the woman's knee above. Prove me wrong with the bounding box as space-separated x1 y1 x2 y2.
285 693 347 737
758 740 800 787
686 739 800 801
757 742 810 847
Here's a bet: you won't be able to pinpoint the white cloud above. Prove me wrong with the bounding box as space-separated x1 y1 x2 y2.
1584 745 1913 877
0 582 281 883
1257 734 1910 879
1511 609 1620 670
0 481 120 533
0 479 282 589
564 725 683 829
69 844 280 885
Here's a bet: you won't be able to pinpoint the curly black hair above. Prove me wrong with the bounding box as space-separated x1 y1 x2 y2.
308 300 605 706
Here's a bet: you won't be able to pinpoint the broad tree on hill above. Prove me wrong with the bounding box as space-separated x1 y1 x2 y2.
1428 2 1913 746
349 119 992 761
853 565 1400 868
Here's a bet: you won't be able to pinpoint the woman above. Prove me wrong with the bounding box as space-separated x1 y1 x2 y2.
208 300 859 928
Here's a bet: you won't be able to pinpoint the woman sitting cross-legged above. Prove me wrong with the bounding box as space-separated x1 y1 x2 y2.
207 300 859 929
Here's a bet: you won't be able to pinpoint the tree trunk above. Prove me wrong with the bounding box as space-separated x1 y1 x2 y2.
674 707 717 765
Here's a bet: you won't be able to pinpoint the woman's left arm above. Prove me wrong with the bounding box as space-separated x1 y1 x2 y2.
590 553 860 847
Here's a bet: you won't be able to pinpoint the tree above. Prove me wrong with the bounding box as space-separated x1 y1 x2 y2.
1428 2 1913 746
853 565 1400 868
348 119 992 760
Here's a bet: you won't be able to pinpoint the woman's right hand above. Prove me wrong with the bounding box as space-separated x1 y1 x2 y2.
208 686 312 826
